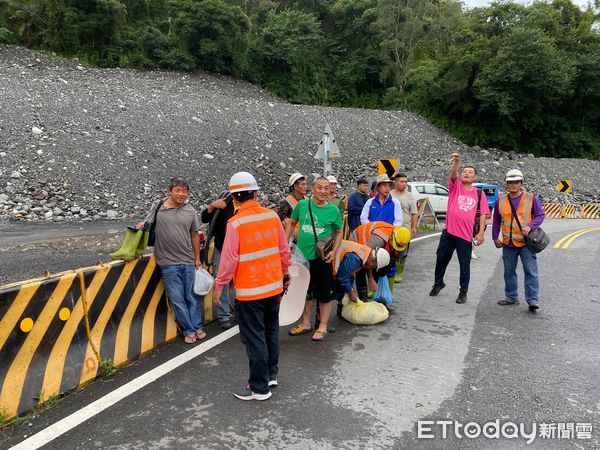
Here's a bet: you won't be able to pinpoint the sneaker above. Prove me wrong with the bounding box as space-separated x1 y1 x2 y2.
268 379 278 388
234 387 272 401
456 293 467 304
429 283 446 296
528 301 540 311
471 252 479 259
498 299 519 305
220 320 233 330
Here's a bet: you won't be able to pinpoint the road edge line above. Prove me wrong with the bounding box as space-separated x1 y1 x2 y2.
10 231 444 449
9 326 240 450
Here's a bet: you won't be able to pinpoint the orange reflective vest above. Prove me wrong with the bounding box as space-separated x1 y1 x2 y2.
282 194 303 232
498 193 534 247
333 240 372 275
229 200 285 301
354 221 395 252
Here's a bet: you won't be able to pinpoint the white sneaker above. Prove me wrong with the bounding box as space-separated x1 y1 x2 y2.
268 379 278 387
471 252 478 259
234 387 272 401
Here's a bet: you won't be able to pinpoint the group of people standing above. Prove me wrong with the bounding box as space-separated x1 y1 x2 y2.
137 150 544 401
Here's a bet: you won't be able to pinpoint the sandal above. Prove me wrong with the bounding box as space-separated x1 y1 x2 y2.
195 330 207 340
184 334 197 344
311 330 327 342
288 325 313 336
315 315 335 333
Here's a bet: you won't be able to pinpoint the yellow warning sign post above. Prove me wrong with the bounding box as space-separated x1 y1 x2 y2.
378 158 398 179
557 180 571 193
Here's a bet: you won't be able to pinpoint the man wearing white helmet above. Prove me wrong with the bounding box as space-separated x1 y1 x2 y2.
277 173 308 233
492 169 545 311
333 241 390 306
214 171 292 401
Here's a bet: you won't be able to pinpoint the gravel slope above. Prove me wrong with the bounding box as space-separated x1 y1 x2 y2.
1 45 598 223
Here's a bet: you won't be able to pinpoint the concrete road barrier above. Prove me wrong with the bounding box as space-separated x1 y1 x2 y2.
0 255 214 419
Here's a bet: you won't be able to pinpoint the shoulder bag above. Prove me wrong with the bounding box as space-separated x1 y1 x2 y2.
146 199 165 247
473 188 486 237
507 194 549 253
200 191 231 267
308 199 334 261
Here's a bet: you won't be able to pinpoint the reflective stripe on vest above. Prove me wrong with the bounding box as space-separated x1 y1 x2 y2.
498 193 533 247
235 280 283 298
231 211 278 228
355 221 394 251
239 246 281 262
282 195 302 232
229 201 284 300
333 240 372 275
285 194 300 210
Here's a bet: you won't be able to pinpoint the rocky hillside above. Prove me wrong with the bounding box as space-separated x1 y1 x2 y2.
0 45 597 223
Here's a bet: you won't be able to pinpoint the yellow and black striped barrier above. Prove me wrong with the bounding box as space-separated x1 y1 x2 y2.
580 204 600 219
542 203 563 219
561 204 578 219
0 255 213 419
553 227 600 249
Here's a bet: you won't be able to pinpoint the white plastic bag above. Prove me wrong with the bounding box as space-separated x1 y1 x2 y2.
194 268 214 295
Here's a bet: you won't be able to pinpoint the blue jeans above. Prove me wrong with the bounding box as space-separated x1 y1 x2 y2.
160 264 203 336
234 296 280 395
502 246 539 304
213 247 236 322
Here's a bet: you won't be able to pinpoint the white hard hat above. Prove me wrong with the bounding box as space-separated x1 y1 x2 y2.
505 169 524 182
229 171 259 193
289 172 306 187
326 175 338 184
374 248 390 270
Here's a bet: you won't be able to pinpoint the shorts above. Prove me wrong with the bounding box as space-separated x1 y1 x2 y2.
307 259 336 303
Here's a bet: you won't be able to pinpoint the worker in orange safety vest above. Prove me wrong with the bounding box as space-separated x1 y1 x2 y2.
214 171 292 401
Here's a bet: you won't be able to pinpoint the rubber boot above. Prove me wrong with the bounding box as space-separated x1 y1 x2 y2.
388 276 394 294
135 230 150 258
394 263 405 284
110 229 143 261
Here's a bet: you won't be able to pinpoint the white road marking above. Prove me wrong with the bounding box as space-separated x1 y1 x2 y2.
412 232 442 242
10 327 240 450
11 232 444 449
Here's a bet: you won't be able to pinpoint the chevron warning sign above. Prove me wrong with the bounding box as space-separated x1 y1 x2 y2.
558 180 571 193
378 158 398 179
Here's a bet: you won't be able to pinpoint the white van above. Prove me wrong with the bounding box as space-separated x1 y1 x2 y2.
407 182 449 215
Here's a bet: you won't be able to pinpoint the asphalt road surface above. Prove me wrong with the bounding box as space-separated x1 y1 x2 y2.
1 219 599 449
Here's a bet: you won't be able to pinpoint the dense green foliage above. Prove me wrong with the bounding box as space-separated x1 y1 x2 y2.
1 0 599 158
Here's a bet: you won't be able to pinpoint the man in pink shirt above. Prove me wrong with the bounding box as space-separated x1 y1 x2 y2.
430 152 489 304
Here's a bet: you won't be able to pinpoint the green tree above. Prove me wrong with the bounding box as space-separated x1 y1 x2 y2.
248 9 325 103
170 0 250 74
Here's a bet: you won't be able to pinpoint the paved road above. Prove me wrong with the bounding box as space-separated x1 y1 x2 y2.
0 220 130 286
2 219 599 449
